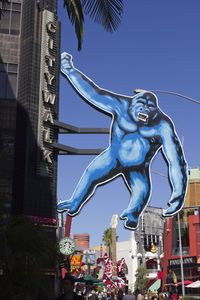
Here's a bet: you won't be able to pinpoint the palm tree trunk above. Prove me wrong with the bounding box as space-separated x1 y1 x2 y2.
111 227 117 275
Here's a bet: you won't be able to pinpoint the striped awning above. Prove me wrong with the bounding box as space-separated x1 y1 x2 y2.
186 280 200 288
148 279 161 292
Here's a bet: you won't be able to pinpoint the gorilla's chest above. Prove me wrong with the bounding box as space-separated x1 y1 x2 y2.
117 133 152 166
139 125 158 138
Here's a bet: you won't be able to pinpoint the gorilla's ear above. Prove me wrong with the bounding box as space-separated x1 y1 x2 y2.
145 92 157 101
133 88 147 94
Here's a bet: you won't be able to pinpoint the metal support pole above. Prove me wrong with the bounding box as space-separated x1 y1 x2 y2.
178 212 185 296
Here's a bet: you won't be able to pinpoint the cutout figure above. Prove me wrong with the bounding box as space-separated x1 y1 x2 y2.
57 52 188 229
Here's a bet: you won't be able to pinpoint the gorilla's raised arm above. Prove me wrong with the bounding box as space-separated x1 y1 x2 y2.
160 120 188 216
61 52 131 114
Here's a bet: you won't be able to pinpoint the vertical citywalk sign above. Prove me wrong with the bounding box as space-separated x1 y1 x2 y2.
37 10 59 176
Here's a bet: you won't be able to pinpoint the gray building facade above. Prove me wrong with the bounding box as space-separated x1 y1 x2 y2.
135 206 164 277
0 0 60 220
0 0 21 213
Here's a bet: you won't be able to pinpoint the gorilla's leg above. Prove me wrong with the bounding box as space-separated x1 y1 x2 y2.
57 147 118 215
120 169 151 229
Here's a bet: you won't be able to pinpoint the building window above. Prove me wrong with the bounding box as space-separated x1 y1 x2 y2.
12 3 21 11
172 216 190 256
0 63 7 71
0 71 7 98
0 3 21 35
146 259 158 270
0 64 18 100
7 73 17 99
10 11 21 35
0 10 11 34
8 64 18 73
144 234 159 252
144 235 152 252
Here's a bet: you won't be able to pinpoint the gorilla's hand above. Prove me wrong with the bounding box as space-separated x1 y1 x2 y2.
61 52 74 71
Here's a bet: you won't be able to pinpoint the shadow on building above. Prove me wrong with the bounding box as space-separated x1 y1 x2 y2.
0 0 60 295
0 53 17 212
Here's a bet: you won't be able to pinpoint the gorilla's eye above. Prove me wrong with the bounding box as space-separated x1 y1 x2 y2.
149 104 155 108
140 108 143 111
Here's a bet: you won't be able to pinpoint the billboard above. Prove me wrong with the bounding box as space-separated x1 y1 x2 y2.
57 52 188 230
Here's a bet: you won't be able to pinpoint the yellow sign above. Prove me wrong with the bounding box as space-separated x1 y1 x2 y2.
70 254 83 267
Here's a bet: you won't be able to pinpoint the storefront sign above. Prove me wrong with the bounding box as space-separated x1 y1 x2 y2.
83 249 95 255
70 254 83 267
27 215 57 225
59 237 76 256
169 256 196 267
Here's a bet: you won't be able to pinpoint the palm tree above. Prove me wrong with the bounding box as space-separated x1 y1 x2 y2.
102 227 112 257
0 0 123 50
63 0 123 50
134 266 149 294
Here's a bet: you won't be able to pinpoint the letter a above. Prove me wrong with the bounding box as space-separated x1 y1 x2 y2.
43 110 54 124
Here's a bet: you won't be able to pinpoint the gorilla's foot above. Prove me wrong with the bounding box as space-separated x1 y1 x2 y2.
120 210 139 229
124 215 139 230
163 200 184 217
57 199 80 215
120 209 130 220
120 208 139 219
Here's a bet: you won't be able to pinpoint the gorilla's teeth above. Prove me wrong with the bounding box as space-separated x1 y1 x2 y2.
138 112 148 122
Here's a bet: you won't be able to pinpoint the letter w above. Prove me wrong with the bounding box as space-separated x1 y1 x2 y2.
43 91 56 105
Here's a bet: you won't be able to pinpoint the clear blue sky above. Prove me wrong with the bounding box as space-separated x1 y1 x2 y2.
57 1 200 246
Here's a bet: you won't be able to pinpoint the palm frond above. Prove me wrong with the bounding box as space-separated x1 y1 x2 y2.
0 0 9 19
102 227 112 246
82 0 123 32
63 0 84 50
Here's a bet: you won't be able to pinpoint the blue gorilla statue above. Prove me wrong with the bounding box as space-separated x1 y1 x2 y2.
57 52 188 230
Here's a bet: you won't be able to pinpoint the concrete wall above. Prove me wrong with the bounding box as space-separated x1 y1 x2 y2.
116 232 138 291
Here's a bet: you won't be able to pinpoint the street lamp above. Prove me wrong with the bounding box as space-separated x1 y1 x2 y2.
177 212 185 296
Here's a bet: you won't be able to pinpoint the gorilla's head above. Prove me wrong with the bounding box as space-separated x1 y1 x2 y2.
129 91 159 124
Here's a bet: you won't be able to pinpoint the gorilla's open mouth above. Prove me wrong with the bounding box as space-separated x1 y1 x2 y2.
137 112 148 122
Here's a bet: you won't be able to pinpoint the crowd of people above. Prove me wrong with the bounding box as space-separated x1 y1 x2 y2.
55 275 181 300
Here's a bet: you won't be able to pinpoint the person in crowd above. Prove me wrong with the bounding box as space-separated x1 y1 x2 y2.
111 291 117 300
89 290 98 300
162 287 170 300
169 289 179 300
136 291 144 300
101 292 107 300
55 275 83 300
117 289 124 300
123 290 135 300
106 292 112 300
